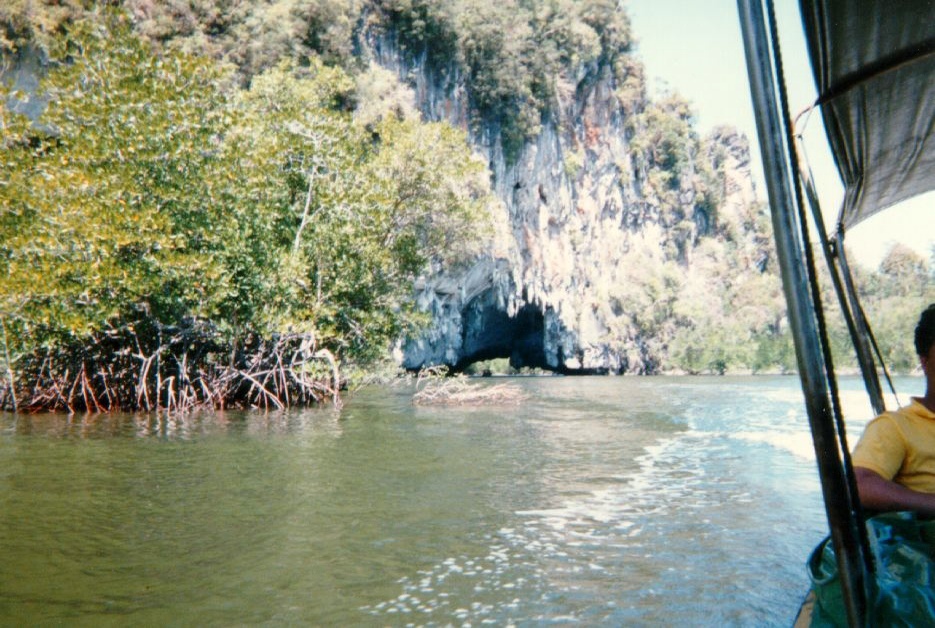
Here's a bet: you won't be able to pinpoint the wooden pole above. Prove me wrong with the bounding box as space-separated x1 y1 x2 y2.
736 1 872 625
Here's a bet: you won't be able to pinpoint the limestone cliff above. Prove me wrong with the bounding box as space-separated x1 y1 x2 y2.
367 31 763 374
1 5 768 376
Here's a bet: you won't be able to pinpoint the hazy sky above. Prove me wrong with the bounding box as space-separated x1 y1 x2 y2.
626 0 934 269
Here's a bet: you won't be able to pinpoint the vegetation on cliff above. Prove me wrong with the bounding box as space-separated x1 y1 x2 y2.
1 2 931 412
3 0 636 160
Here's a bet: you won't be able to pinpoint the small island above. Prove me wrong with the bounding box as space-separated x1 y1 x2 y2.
1 2 930 413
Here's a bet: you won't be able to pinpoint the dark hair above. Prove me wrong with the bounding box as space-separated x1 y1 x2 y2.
915 304 935 356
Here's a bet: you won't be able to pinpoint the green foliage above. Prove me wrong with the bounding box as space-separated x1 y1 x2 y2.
1 12 231 352
0 10 493 409
667 250 791 375
0 0 89 54
456 0 633 160
353 62 419 127
4 0 640 165
457 0 537 160
124 0 362 76
376 0 459 63
652 193 793 376
628 93 700 213
626 94 728 264
664 236 934 376
373 0 634 161
463 357 512 375
876 244 930 298
853 245 935 373
220 60 492 361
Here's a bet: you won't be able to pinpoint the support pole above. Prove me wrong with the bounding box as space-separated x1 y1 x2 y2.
796 146 885 415
834 232 887 415
736 1 871 625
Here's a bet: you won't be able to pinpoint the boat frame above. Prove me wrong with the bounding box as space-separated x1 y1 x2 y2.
734 0 912 624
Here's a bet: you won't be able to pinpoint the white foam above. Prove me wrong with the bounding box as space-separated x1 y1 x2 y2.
733 430 816 461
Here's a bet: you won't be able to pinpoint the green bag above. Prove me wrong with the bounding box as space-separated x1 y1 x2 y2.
807 512 935 627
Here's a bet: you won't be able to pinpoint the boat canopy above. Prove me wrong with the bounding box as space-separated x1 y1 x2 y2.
799 0 935 229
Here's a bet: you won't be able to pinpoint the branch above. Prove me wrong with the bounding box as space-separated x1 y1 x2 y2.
313 348 341 407
237 369 285 410
0 317 16 413
292 168 317 257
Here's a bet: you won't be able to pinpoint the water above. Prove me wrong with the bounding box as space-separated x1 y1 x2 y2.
0 376 924 626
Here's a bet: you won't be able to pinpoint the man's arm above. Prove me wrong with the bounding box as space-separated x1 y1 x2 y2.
855 466 935 517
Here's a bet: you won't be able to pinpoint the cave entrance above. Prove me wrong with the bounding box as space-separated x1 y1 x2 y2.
454 300 550 373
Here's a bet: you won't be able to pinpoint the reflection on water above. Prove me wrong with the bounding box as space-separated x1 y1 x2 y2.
0 376 923 625
6 409 345 440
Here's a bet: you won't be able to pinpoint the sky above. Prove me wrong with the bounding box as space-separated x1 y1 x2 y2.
626 0 934 269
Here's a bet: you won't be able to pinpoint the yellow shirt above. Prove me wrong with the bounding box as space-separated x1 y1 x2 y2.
852 399 935 494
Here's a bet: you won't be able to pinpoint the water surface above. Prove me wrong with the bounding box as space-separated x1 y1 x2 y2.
0 376 922 625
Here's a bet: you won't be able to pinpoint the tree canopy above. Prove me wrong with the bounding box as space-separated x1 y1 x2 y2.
0 9 493 411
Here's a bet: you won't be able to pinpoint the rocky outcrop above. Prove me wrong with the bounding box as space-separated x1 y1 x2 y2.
3 16 760 376
368 32 761 374
1 44 50 126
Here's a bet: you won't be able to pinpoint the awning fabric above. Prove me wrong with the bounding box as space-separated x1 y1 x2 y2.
799 0 935 229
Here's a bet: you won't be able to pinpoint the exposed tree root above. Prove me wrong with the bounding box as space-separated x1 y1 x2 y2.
1 318 342 414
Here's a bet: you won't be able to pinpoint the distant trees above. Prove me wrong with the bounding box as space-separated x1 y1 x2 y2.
665 239 935 376
663 209 793 376
856 245 935 373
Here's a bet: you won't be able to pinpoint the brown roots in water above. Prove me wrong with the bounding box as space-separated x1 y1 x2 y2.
1 318 342 414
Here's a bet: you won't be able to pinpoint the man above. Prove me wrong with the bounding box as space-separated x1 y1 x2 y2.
853 304 935 516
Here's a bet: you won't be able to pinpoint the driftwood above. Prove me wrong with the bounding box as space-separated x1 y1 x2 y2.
412 367 528 406
5 318 343 414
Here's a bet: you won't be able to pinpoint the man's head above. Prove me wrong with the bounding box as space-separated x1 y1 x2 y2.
917 305 935 392
916 304 935 358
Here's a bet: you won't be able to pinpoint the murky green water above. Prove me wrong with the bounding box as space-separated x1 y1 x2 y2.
0 376 923 625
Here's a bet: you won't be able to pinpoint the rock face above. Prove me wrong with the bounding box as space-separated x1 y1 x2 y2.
368 33 760 374
0 45 50 125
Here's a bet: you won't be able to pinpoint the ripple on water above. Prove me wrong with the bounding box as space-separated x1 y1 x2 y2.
3 376 875 625
361 427 751 624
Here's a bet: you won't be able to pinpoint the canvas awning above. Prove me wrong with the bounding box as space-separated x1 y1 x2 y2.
799 0 935 229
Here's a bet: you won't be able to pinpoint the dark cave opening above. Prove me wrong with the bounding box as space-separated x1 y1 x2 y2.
453 301 550 373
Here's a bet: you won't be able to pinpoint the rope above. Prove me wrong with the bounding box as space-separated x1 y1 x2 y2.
795 120 886 416
835 230 903 408
856 288 903 407
765 0 875 576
